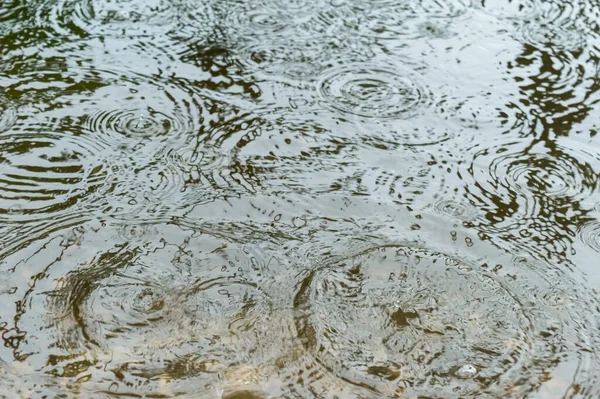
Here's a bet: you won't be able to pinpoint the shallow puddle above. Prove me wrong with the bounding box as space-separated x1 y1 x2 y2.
1 0 600 398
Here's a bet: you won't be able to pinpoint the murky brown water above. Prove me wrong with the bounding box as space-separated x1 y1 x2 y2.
1 0 600 397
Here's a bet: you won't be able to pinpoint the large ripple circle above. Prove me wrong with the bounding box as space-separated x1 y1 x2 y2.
85 106 185 140
294 244 571 397
76 270 273 361
317 63 431 119
488 149 598 201
46 234 284 394
460 138 600 239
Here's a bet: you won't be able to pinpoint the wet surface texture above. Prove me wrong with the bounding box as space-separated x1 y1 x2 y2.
1 0 600 398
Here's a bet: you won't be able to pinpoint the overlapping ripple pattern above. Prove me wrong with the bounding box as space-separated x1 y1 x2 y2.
1 0 600 398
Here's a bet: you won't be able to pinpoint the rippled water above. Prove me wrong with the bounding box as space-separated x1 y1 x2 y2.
1 0 600 397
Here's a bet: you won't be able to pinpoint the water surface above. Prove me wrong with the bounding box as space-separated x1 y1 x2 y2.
1 0 600 398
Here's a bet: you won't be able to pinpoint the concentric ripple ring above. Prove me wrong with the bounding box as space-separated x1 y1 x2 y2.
0 127 109 222
294 243 580 397
317 63 432 119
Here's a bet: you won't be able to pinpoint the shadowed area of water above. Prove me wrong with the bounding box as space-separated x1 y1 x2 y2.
1 0 600 398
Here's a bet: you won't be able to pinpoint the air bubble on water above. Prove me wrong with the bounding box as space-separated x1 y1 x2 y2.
0 272 15 295
425 296 438 311
7 205 22 214
114 10 130 21
455 364 477 379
